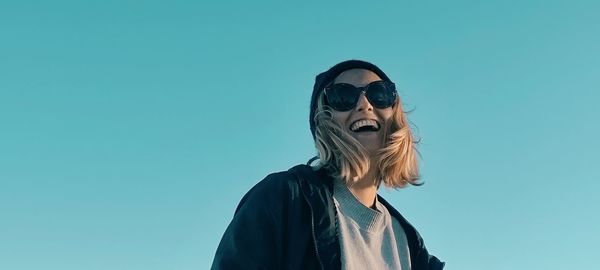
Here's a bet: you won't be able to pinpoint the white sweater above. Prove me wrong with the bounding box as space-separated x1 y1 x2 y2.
332 179 411 270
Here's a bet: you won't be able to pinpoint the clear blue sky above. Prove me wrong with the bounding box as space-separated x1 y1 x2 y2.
1 1 599 269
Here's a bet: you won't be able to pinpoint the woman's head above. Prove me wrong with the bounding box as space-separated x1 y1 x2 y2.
310 60 420 188
329 69 394 153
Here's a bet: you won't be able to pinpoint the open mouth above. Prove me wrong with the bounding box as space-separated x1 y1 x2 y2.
350 119 380 132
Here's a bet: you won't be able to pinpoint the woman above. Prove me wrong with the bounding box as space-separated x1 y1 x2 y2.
211 60 444 270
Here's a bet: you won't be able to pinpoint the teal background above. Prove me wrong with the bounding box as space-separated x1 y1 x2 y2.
1 1 599 269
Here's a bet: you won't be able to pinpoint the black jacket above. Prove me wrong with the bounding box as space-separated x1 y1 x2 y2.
211 165 445 270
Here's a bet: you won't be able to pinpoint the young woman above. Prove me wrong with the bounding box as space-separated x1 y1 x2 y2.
211 60 444 270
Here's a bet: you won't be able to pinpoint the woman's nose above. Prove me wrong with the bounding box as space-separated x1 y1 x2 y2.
355 92 373 112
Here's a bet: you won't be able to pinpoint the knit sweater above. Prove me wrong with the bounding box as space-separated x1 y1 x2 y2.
332 179 411 270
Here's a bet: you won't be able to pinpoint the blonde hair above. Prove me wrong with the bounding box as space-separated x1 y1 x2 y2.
313 91 421 188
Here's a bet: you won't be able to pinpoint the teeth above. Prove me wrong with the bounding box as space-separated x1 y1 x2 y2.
350 119 379 131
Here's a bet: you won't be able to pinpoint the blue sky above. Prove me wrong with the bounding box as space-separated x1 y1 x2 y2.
1 1 599 269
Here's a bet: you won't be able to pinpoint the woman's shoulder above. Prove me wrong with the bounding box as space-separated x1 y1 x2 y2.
378 196 445 269
249 164 310 192
256 163 327 187
235 164 316 211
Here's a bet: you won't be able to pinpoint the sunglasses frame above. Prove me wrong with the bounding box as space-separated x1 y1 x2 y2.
324 80 397 112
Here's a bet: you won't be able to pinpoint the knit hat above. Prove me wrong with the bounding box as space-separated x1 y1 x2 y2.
309 60 393 139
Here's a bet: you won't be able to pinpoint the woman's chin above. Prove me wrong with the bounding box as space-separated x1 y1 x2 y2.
352 133 383 153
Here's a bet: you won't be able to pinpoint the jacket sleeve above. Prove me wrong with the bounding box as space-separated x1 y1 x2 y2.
413 245 445 270
428 254 445 270
414 238 445 270
211 175 285 270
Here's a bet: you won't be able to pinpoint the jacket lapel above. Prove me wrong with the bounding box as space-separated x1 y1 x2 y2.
292 165 341 270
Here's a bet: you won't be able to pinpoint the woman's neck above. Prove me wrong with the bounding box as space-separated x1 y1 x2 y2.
346 168 379 209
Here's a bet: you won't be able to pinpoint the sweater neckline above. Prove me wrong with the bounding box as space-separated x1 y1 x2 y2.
332 179 387 234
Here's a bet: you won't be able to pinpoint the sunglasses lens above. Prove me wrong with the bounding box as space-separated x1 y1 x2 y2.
325 84 360 111
366 82 396 109
325 81 396 111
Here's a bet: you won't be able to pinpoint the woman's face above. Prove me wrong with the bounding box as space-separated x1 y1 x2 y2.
331 69 394 154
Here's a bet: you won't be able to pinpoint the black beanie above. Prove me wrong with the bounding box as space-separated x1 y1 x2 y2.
309 60 393 139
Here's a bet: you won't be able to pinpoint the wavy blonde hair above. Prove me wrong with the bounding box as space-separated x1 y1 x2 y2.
313 90 421 188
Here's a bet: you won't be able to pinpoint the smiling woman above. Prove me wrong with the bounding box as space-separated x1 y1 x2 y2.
211 60 444 270
314 68 419 191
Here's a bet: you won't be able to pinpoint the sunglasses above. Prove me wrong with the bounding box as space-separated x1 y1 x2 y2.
324 80 397 111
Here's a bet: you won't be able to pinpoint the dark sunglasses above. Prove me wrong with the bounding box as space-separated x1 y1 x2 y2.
324 80 397 111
